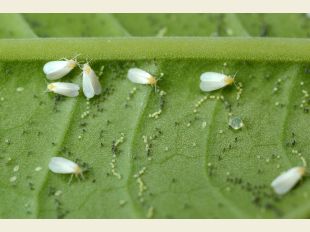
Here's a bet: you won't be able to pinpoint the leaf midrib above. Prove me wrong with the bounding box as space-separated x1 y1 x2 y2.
0 37 309 62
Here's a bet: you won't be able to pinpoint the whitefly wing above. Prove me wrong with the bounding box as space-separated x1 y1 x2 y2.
271 167 304 195
89 69 102 95
49 82 79 97
43 61 73 80
83 70 95 98
127 68 152 84
48 157 78 174
200 72 227 92
57 83 79 97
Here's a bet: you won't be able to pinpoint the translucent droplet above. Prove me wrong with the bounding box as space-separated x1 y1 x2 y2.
228 116 244 130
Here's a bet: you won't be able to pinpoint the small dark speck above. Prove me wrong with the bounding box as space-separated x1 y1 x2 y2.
304 68 310 74
28 182 35 191
252 196 261 206
80 122 87 127
260 23 269 37
47 187 56 196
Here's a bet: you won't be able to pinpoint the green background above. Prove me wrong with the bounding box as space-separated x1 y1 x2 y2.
0 14 309 218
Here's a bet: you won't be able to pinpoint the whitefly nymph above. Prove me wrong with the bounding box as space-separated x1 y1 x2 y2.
43 59 77 80
127 68 157 86
271 158 307 195
47 82 80 97
200 72 234 92
48 157 84 181
82 63 102 99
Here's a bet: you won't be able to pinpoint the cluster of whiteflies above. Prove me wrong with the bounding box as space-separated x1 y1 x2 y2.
47 68 159 180
198 72 309 196
46 65 308 196
44 59 159 100
44 58 102 99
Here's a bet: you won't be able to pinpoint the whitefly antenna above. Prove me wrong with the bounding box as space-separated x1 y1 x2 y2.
301 156 307 167
232 70 239 88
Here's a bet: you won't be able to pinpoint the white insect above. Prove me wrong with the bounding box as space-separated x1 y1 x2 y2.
271 158 307 195
43 59 77 80
127 68 157 86
82 63 102 99
48 157 84 181
199 72 234 92
47 82 80 97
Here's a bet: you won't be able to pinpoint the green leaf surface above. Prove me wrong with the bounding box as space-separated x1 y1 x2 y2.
0 13 310 219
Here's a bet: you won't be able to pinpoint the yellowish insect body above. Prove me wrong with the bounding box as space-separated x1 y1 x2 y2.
43 60 77 80
127 68 157 86
82 63 102 99
271 166 306 195
47 82 80 97
200 72 234 92
48 157 84 182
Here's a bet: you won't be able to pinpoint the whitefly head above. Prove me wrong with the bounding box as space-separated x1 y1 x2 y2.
67 59 77 69
47 83 56 92
83 63 92 74
224 75 234 85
